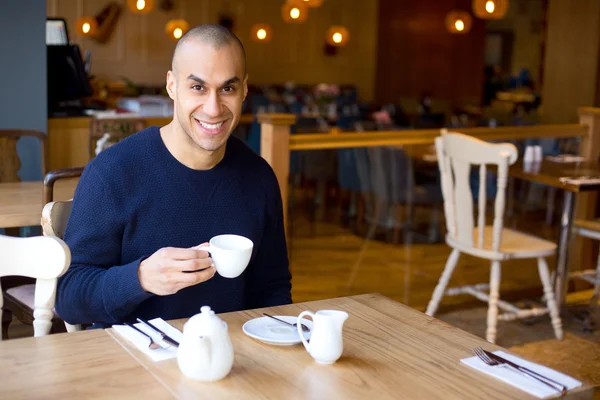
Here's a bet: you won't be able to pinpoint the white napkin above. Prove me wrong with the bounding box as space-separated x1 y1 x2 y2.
559 176 600 185
112 318 183 362
461 350 582 399
546 155 585 163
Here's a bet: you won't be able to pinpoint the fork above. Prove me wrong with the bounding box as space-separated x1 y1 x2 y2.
125 322 163 350
473 347 567 396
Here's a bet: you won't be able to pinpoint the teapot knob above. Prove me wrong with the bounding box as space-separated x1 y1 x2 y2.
201 306 214 314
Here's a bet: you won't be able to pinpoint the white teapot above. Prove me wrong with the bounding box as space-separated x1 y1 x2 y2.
177 306 234 382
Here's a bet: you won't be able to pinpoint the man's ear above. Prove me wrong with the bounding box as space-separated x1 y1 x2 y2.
166 70 176 100
242 74 249 100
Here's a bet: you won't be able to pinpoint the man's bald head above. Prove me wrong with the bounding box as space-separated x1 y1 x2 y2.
171 24 246 75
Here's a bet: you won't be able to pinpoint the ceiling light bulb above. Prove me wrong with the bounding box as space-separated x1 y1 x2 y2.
455 19 464 31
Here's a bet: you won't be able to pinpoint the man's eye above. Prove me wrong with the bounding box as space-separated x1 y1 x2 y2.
222 86 235 93
191 85 204 91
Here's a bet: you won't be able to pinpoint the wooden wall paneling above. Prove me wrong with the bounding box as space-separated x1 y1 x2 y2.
375 0 485 108
46 0 379 101
541 0 600 123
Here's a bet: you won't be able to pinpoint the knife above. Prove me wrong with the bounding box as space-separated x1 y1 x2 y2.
136 318 180 347
483 349 567 395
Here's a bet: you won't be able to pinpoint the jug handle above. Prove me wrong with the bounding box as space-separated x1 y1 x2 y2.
297 311 314 351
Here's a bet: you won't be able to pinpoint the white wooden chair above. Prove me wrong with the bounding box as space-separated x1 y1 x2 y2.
42 200 82 332
425 130 563 344
3 200 82 335
0 235 70 338
571 219 600 308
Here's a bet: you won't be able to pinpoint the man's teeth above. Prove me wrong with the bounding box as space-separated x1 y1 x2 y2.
198 120 224 129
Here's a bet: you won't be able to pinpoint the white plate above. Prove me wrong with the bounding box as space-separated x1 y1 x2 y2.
242 316 312 346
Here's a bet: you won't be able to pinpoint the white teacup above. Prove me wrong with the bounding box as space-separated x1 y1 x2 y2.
198 234 253 278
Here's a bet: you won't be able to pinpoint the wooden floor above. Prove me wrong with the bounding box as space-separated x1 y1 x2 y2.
289 195 562 311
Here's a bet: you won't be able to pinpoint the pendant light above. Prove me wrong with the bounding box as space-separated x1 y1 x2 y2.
446 11 473 34
251 24 273 43
325 26 349 47
76 16 98 37
473 0 509 19
127 0 154 14
282 2 308 23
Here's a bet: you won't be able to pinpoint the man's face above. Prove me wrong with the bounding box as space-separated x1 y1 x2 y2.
167 41 247 152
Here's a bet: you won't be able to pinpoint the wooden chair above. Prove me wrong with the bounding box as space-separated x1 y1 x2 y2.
41 199 82 332
425 130 563 344
0 129 46 184
0 129 46 336
43 167 85 205
571 219 600 309
90 117 145 158
2 168 84 337
0 235 70 338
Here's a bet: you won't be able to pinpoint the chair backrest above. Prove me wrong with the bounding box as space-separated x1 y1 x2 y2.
41 200 73 239
0 130 46 183
41 200 82 333
41 167 83 332
90 117 145 158
436 129 518 252
43 167 84 205
353 146 415 222
0 235 70 338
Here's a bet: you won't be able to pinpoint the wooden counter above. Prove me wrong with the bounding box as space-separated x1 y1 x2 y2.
46 116 172 171
46 114 254 172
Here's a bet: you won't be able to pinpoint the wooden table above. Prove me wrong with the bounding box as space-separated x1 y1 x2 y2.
0 179 78 228
509 160 600 306
1 294 592 399
0 329 173 399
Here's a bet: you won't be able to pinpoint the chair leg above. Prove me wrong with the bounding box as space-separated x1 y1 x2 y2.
590 251 600 308
486 261 501 344
545 188 557 226
426 249 461 316
537 257 564 340
2 308 12 340
33 307 53 337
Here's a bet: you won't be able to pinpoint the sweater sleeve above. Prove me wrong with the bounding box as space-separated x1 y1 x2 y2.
56 164 153 325
244 169 292 309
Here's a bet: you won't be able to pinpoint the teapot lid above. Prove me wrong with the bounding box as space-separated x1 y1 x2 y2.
184 306 226 336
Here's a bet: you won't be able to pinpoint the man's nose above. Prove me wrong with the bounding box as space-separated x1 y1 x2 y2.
203 91 222 118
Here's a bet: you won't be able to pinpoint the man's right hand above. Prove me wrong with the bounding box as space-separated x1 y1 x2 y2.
138 245 216 295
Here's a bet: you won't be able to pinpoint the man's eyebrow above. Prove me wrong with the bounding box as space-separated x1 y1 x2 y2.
187 74 205 85
222 77 241 86
186 75 240 87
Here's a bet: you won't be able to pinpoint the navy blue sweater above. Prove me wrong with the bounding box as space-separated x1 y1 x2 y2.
56 127 292 327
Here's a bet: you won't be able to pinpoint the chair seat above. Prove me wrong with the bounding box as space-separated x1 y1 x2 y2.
5 284 59 318
574 219 600 240
447 226 556 260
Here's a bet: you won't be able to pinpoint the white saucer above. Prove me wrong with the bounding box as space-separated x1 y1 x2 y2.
242 316 312 346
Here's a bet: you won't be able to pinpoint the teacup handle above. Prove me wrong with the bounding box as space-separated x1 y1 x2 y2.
297 311 314 351
197 245 215 267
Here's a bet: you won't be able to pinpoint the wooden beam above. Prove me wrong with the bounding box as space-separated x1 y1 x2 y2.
258 113 296 241
289 124 587 150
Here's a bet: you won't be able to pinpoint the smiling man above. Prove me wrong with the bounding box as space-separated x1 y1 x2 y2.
56 25 292 328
